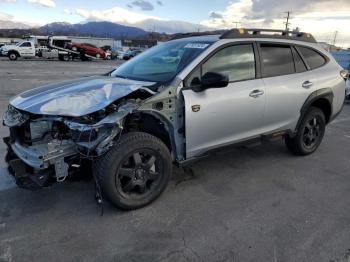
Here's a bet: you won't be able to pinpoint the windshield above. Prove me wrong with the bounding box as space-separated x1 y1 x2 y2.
111 40 213 83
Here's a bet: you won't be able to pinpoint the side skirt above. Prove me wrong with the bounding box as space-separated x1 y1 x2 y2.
177 129 291 167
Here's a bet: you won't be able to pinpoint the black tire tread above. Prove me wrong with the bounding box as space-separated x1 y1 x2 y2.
94 132 172 210
285 107 325 156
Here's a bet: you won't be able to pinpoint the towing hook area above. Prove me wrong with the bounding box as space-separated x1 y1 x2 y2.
8 159 51 190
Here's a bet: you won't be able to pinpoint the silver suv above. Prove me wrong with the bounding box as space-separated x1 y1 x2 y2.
3 29 347 210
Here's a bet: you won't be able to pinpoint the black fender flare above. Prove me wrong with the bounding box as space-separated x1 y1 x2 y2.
134 110 178 160
295 88 333 133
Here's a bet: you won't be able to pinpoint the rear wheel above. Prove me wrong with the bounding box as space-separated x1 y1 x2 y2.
8 52 18 61
94 132 172 210
62 55 69 61
285 107 326 155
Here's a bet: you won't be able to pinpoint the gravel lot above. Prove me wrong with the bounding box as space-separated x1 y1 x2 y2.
0 58 350 262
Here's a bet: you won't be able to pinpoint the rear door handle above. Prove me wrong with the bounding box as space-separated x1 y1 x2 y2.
302 81 313 88
249 89 264 98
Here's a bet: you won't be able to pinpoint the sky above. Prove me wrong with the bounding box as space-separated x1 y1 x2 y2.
0 0 349 47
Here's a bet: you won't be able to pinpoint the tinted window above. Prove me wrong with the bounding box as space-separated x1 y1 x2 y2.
202 44 255 82
298 46 326 69
20 42 31 47
261 44 294 77
292 47 307 73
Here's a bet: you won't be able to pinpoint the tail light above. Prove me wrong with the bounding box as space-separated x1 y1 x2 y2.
340 69 349 80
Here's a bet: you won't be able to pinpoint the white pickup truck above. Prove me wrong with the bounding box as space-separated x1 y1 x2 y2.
0 41 36 60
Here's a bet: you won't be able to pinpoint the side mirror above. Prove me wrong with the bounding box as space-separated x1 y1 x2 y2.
201 72 229 90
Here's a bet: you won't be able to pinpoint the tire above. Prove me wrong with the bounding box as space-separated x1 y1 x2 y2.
62 55 69 62
285 107 326 156
8 52 18 61
94 132 172 210
95 53 101 59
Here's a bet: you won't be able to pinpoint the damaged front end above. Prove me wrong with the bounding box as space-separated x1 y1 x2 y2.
3 78 156 189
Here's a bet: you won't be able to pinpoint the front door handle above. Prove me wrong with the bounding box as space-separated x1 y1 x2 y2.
249 89 264 98
302 81 313 89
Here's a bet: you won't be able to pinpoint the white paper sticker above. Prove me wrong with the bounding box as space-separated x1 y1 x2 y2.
184 43 209 49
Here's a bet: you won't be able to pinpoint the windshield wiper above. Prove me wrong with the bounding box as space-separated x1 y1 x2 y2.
114 75 128 79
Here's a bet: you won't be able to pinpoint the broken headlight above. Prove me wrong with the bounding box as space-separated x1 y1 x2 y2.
3 105 29 127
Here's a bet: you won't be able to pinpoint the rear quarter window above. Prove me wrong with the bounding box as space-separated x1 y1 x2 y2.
297 46 327 70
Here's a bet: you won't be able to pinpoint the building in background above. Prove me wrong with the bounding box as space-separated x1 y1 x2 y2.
332 51 350 70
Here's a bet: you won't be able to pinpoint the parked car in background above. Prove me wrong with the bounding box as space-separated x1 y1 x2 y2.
0 41 36 60
119 49 143 60
64 42 107 59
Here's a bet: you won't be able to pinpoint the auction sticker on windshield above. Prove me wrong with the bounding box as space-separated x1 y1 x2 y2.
184 43 210 49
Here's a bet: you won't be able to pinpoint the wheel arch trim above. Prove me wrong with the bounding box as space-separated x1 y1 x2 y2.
128 110 178 160
295 88 333 133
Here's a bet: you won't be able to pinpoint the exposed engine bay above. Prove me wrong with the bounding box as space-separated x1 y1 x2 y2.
2 76 181 190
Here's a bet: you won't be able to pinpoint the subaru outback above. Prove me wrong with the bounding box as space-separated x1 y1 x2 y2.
3 29 347 210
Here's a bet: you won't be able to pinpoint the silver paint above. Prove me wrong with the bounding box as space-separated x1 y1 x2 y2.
10 76 156 117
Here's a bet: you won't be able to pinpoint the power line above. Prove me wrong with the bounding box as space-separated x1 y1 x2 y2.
283 11 291 31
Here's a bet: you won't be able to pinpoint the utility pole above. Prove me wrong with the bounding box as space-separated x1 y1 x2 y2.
232 21 241 28
332 31 338 46
283 11 291 31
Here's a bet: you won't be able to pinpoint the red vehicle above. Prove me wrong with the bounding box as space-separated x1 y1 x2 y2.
65 42 107 59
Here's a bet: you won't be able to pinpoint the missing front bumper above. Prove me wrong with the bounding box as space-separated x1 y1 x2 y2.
8 159 51 190
4 136 78 184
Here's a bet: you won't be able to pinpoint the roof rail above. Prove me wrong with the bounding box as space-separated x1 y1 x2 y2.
220 28 317 43
170 31 224 40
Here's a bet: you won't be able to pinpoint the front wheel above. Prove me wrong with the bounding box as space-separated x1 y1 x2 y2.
285 107 326 155
8 52 18 61
94 132 172 210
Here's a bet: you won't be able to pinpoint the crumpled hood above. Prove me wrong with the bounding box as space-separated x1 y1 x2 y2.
10 76 156 117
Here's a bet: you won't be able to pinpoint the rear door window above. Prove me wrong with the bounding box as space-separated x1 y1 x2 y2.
260 44 295 77
297 46 326 69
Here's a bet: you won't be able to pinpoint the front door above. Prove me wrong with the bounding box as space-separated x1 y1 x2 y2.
19 42 35 57
182 43 266 158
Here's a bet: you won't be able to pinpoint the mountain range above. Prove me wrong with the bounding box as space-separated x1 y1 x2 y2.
0 18 212 39
38 22 148 39
0 20 32 30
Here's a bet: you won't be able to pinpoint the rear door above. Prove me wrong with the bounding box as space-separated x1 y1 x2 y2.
182 43 266 158
258 42 314 132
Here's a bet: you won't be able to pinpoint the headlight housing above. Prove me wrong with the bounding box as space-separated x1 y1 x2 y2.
3 105 29 127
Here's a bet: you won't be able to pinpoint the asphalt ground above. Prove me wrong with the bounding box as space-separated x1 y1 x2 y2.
0 58 350 262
